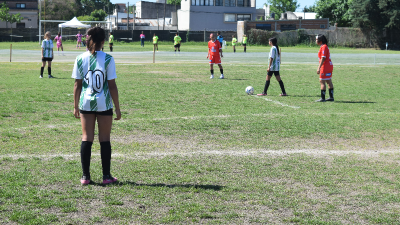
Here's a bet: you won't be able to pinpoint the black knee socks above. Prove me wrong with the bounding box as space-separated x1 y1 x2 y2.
100 141 112 176
278 80 286 94
81 141 93 178
110 47 113 52
48 67 51 75
329 88 334 99
263 80 270 94
40 67 44 75
210 70 214 75
220 69 223 74
321 90 326 100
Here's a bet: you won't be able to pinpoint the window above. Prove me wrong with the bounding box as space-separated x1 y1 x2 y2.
256 24 271 31
225 0 235 7
192 0 214 5
16 23 25 28
244 0 250 7
224 14 236 22
281 24 296 31
320 24 325 29
237 14 251 21
16 3 26 8
237 0 244 6
215 0 223 6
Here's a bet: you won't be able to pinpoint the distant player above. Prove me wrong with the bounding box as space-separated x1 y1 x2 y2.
140 31 145 47
40 31 54 78
257 37 286 96
76 31 83 49
54 32 63 55
316 34 334 102
174 33 181 53
242 34 248 53
153 33 159 51
72 27 121 185
217 32 223 47
232 35 237 53
207 33 224 79
109 32 114 52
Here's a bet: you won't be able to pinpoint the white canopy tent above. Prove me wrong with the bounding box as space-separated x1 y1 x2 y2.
58 17 91 29
38 17 112 44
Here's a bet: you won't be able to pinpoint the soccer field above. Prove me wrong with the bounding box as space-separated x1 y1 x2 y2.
1 45 400 224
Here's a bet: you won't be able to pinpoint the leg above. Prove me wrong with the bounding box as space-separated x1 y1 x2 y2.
47 61 52 77
317 80 327 102
97 114 115 180
217 62 224 79
326 79 334 101
262 75 272 94
210 63 214 79
80 113 96 182
275 75 287 95
40 61 46 77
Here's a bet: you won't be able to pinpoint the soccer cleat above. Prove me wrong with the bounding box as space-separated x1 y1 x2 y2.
48 75 55 78
257 93 267 96
219 74 224 79
280 93 287 96
103 175 117 184
39 75 43 78
316 98 326 102
210 75 214 79
80 175 91 185
326 98 334 102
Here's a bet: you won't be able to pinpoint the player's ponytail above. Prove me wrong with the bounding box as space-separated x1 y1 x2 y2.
269 37 279 55
86 27 105 55
316 34 328 45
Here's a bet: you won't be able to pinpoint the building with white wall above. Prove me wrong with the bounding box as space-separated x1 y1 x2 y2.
178 0 257 31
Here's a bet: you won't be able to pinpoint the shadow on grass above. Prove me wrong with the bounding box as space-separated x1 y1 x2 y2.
335 100 376 104
91 181 225 190
288 95 320 98
229 78 249 80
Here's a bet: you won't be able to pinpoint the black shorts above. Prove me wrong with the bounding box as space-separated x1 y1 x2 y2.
42 57 53 62
267 71 280 76
109 43 113 46
80 109 113 116
174 44 180 48
243 44 246 47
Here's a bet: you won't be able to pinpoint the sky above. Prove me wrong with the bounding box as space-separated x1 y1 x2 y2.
110 0 316 12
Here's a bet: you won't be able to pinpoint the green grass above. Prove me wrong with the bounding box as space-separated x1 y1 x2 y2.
1 52 400 224
1 41 400 54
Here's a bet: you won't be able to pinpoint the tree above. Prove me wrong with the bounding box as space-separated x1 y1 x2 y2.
167 0 181 5
0 2 23 40
303 5 316 12
266 0 300 20
80 0 113 16
77 9 107 23
350 0 400 46
314 0 351 27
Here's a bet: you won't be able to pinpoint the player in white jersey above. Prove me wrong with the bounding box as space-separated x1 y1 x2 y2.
257 37 287 96
40 31 54 78
72 27 121 185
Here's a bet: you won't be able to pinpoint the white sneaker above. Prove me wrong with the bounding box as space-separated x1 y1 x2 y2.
39 75 43 78
210 75 214 79
219 74 224 79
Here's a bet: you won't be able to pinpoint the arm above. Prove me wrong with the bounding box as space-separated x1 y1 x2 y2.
108 79 121 120
41 48 44 59
267 57 273 72
73 79 82 118
220 49 223 58
317 57 325 74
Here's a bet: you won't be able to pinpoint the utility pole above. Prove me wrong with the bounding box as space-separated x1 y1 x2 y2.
127 2 129 30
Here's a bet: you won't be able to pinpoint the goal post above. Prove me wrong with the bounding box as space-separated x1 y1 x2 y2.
39 20 112 45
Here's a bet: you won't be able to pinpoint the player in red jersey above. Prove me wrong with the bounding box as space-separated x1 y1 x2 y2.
207 33 224 79
316 34 334 102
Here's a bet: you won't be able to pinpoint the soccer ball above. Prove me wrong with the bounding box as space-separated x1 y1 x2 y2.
245 86 254 95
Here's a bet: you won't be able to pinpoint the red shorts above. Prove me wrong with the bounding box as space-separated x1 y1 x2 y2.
320 70 333 80
209 55 221 64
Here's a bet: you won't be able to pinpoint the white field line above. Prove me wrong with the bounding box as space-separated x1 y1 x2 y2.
5 111 399 132
1 149 399 159
253 95 300 109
